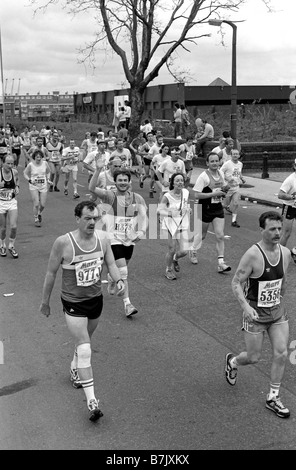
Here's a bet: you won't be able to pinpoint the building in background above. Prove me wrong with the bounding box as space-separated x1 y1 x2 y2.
0 90 75 123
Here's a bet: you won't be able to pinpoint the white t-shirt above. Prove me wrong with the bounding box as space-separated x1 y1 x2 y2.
174 108 182 123
211 146 223 158
62 146 81 170
140 123 153 135
148 143 162 159
220 148 232 165
220 160 243 191
151 153 170 172
193 170 226 193
158 158 186 192
84 150 110 171
279 172 296 207
179 143 195 161
110 148 131 167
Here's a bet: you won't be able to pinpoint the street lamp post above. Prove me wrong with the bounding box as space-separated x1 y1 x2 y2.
0 25 6 129
209 19 244 149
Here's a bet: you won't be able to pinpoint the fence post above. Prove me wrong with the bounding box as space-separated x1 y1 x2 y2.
262 151 269 179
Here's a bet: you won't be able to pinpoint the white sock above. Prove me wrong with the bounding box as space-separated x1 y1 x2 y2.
218 256 224 265
123 297 130 306
268 383 280 400
71 348 78 370
232 213 237 222
80 378 96 404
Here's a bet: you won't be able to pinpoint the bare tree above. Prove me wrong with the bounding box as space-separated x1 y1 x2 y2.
30 0 273 138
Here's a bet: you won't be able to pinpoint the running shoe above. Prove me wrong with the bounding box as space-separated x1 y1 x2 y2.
165 269 177 280
73 193 80 199
125 303 138 317
173 257 180 272
54 186 60 192
49 186 53 192
88 399 104 422
107 279 116 295
266 395 290 418
35 219 41 227
188 247 198 265
8 247 18 259
64 188 68 196
218 263 231 273
231 221 240 228
225 353 237 386
149 191 154 198
38 214 42 223
139 176 144 188
0 247 7 257
70 368 82 389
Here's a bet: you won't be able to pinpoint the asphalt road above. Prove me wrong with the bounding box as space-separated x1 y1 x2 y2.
1 167 296 451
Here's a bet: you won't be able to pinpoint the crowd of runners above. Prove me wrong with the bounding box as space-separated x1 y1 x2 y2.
2 120 296 424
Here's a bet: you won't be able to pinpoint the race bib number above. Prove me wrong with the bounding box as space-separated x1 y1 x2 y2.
257 279 282 308
211 187 222 204
186 152 193 161
114 216 133 240
33 176 45 185
0 189 13 201
75 258 102 287
50 151 60 162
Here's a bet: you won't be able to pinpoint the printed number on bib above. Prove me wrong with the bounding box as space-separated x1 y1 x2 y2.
34 177 45 185
75 258 102 287
211 187 222 204
0 189 13 201
51 151 60 162
257 279 282 308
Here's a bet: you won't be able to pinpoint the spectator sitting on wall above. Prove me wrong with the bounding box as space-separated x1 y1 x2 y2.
195 117 203 137
195 119 214 157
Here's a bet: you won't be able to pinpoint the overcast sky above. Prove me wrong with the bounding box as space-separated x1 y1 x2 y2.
0 0 295 96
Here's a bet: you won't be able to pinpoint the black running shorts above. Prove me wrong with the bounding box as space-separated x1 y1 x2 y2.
282 204 296 220
61 295 103 320
111 244 134 261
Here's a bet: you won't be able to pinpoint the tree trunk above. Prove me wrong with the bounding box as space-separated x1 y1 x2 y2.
128 85 145 141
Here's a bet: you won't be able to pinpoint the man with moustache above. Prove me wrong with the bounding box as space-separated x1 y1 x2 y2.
226 211 292 419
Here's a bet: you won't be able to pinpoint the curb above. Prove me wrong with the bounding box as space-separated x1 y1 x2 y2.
240 195 283 209
188 183 283 209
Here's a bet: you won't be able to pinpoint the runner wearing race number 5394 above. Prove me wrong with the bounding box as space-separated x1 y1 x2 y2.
226 211 292 419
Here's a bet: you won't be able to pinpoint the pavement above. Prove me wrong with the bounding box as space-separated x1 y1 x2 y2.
189 167 287 208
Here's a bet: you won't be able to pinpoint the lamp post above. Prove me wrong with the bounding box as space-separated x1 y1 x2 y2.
209 19 244 149
0 25 6 129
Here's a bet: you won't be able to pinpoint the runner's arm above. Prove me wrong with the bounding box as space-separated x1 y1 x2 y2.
102 236 125 295
278 189 296 201
231 249 259 321
40 237 65 316
23 164 32 182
